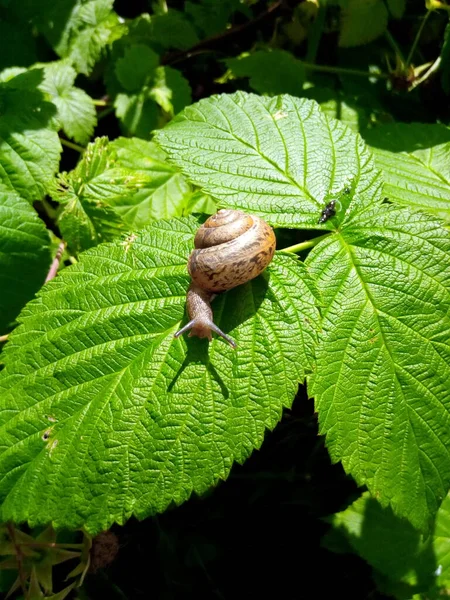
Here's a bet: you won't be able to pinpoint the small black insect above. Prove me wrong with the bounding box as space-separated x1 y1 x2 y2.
343 186 351 195
318 200 336 224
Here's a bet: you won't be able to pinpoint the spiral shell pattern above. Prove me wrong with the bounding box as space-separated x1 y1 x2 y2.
188 209 276 293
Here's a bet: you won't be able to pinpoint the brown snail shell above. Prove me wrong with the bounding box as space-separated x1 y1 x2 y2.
174 209 276 348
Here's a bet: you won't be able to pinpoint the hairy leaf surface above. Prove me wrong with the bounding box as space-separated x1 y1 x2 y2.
306 206 450 530
0 217 318 533
155 92 382 228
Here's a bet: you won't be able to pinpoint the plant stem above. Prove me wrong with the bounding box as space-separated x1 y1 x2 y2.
410 56 441 89
7 523 28 598
41 197 58 220
45 241 66 283
92 99 109 107
21 541 83 549
406 10 432 66
0 333 9 343
97 105 115 120
385 29 406 64
61 138 85 153
306 2 327 64
302 62 389 79
282 233 330 254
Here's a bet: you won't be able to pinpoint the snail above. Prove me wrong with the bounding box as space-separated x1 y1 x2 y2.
174 209 276 349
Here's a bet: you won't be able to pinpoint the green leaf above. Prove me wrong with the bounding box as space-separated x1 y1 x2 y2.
0 217 319 533
0 19 37 70
112 44 191 137
51 137 139 253
0 69 62 202
115 45 160 92
306 206 450 531
108 137 193 226
182 190 217 216
149 10 199 50
37 0 125 76
114 92 160 138
185 0 247 36
149 66 192 115
154 92 381 228
38 62 97 145
225 50 306 96
302 86 375 133
338 0 389 47
364 123 450 221
0 192 51 332
324 491 450 598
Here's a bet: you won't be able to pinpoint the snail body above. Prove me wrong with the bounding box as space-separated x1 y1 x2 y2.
175 209 276 348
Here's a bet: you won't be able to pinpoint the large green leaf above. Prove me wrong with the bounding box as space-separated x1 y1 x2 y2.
0 217 319 533
0 192 51 331
306 205 450 531
155 92 381 228
364 123 450 221
0 69 61 202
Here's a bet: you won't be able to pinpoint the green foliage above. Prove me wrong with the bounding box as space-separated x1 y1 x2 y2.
1 1 450 595
38 61 97 145
337 0 406 47
108 137 195 225
324 492 450 598
306 204 450 531
0 18 37 71
51 138 134 254
225 50 306 96
159 92 450 530
364 123 450 222
50 136 206 253
185 0 247 36
148 9 199 50
108 40 191 137
0 192 51 331
0 69 61 201
155 93 381 229
0 217 318 532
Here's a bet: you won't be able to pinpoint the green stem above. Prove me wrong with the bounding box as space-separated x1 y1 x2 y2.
61 138 85 153
306 3 327 64
92 99 109 107
282 233 330 254
406 10 431 66
21 541 83 550
302 62 389 79
0 334 9 343
97 105 115 120
41 197 58 220
384 29 406 64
